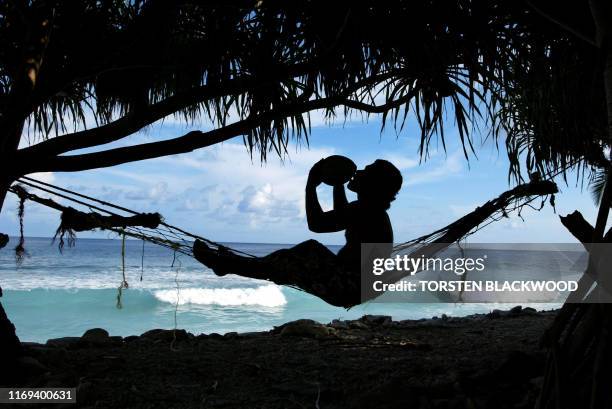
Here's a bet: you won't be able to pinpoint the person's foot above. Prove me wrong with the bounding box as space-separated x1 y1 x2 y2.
193 239 230 276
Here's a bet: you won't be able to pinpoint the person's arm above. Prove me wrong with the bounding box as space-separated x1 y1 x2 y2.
333 184 348 211
306 160 347 233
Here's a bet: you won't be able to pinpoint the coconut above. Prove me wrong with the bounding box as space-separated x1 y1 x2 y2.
318 155 357 186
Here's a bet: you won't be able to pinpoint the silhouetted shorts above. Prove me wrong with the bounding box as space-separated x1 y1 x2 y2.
262 239 360 308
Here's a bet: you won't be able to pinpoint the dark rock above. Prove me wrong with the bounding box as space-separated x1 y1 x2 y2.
77 381 94 404
510 305 523 314
46 337 81 349
273 318 315 331
140 329 188 342
418 319 449 327
124 336 139 342
140 329 164 338
360 315 392 326
44 373 73 387
26 345 68 367
16 356 48 376
82 328 110 344
279 319 335 339
348 320 369 330
496 350 545 381
349 378 423 408
329 319 349 329
398 319 417 327
21 341 44 348
237 331 264 337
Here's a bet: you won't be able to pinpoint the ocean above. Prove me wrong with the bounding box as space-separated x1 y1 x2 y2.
0 237 563 343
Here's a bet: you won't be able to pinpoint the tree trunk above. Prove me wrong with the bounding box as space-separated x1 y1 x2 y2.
0 175 24 385
538 7 612 403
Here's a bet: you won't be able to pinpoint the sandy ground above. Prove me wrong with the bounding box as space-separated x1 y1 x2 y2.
12 306 555 409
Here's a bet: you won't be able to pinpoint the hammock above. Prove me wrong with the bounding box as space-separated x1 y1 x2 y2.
11 184 162 250
8 176 255 258
7 176 558 307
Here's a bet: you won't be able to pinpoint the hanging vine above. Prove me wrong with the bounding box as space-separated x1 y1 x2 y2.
13 185 27 263
116 230 130 309
140 239 145 281
171 246 181 352
54 208 77 252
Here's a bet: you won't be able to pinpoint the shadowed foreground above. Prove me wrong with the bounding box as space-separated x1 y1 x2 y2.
17 307 554 409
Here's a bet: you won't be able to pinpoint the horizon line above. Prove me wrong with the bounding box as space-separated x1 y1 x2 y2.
0 235 340 247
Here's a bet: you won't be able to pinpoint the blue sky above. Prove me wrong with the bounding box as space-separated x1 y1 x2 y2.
0 110 604 244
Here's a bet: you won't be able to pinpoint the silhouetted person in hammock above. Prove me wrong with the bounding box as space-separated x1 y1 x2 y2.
193 158 402 307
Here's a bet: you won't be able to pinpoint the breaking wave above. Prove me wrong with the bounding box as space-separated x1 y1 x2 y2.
153 285 287 307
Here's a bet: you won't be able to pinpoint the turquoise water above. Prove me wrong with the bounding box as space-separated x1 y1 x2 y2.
1 237 556 343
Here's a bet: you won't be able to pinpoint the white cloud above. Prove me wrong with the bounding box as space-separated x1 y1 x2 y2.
155 142 335 200
235 184 302 228
124 181 169 203
449 203 479 217
404 150 465 186
62 142 337 239
379 153 419 171
26 172 55 184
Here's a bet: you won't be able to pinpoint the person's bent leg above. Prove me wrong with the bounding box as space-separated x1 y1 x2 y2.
193 239 268 278
193 239 336 283
193 239 358 307
260 239 338 285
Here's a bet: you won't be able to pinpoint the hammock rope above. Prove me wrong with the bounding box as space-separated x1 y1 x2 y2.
8 176 559 261
9 176 557 257
9 176 256 258
380 180 558 288
6 174 560 307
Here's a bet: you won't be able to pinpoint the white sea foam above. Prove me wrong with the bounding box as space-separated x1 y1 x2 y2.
153 285 287 307
0 266 259 290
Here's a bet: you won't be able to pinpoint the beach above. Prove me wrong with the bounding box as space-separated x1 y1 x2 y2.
0 238 562 408
14 307 555 409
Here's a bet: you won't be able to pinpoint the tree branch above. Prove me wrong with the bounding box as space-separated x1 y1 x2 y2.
18 77 258 158
18 71 413 174
19 56 360 158
560 210 596 244
20 65 406 160
23 96 343 173
341 90 417 114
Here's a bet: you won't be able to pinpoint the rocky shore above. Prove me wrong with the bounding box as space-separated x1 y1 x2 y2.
12 306 555 409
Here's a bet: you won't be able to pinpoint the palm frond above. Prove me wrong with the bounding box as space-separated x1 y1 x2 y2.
0 0 608 177
589 168 608 207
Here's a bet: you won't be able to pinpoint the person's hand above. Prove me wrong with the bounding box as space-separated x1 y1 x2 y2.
307 158 326 187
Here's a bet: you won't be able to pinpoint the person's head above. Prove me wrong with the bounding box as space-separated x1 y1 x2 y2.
347 159 403 209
